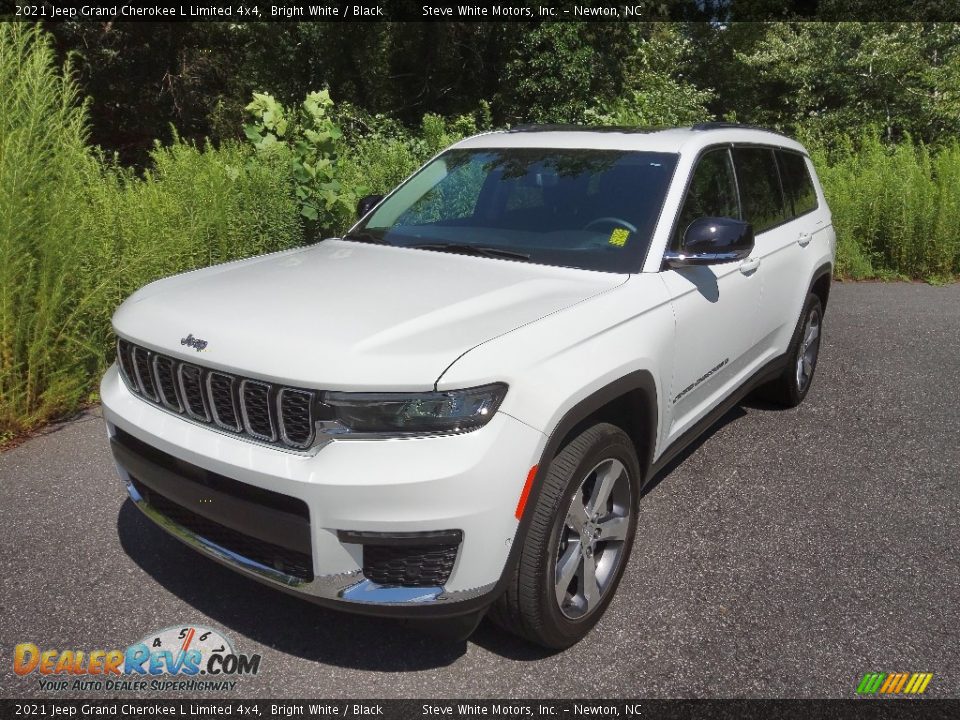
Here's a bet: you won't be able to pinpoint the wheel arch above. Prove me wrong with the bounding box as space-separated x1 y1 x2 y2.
542 371 659 488
809 262 833 313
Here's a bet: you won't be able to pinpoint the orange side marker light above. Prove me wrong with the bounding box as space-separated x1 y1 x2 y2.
515 465 539 519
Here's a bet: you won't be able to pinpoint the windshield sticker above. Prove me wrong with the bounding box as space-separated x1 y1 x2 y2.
608 228 629 247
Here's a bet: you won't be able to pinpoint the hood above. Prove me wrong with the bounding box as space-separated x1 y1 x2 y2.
113 239 625 389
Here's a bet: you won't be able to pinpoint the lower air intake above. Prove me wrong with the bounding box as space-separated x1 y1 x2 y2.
362 543 460 588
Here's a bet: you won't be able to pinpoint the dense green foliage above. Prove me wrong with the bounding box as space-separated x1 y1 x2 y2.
813 135 960 281
3 20 960 436
245 89 361 224
46 21 960 163
0 25 301 436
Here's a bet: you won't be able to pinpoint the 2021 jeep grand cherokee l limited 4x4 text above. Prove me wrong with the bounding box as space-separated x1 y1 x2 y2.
102 124 835 648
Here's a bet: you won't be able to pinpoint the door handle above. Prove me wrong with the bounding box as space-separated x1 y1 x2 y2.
798 232 812 247
739 256 760 275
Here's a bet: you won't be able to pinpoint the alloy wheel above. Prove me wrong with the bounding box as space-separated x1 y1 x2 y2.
795 306 821 392
554 458 632 619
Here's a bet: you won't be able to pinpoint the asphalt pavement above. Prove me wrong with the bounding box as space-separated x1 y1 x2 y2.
1 282 958 699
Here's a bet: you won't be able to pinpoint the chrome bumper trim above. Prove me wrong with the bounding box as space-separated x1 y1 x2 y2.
340 580 443 604
125 482 494 607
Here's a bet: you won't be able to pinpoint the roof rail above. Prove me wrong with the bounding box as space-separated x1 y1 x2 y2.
691 121 793 138
508 124 666 135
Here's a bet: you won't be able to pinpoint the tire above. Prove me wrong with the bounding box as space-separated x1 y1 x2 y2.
758 293 824 408
490 423 640 649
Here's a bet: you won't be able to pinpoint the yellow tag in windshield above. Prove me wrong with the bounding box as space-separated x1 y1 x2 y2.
608 228 629 247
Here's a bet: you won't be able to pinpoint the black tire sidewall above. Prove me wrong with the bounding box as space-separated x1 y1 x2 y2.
789 294 823 404
536 425 641 647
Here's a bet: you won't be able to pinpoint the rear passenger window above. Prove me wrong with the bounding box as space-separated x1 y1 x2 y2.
673 148 740 247
732 147 788 234
777 150 818 217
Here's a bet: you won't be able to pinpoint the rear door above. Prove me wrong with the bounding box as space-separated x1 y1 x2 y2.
733 146 819 358
661 147 762 442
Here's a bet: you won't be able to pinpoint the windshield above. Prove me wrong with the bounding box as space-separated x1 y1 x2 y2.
350 147 679 273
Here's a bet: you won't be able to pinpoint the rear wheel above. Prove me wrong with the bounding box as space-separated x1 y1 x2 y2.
759 293 823 407
490 423 640 649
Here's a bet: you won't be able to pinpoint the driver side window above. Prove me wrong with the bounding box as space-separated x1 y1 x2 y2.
673 149 740 248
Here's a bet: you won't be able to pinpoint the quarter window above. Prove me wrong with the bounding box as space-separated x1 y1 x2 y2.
673 148 740 247
732 147 788 234
777 150 818 217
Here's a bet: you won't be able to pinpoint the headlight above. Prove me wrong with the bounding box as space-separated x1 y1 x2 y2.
319 383 508 438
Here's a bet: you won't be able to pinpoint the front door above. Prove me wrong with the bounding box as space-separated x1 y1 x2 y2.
661 147 762 442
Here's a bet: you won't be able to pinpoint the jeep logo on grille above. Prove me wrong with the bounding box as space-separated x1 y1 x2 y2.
180 333 208 352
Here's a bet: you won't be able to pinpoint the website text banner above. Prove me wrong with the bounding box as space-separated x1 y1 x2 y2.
5 0 959 23
2 699 959 719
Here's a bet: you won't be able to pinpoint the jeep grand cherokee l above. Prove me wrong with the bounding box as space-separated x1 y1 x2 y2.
102 123 835 648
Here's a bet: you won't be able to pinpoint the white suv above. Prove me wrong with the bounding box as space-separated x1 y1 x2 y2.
102 124 835 648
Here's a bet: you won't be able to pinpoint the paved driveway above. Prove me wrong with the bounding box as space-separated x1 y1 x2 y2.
1 282 958 698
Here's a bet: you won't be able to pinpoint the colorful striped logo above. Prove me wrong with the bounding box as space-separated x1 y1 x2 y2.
857 672 933 695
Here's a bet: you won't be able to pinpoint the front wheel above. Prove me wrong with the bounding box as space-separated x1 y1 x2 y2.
490 423 640 649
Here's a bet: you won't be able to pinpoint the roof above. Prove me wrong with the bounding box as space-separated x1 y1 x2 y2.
452 124 808 156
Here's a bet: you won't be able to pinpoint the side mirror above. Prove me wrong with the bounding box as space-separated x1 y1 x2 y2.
664 217 754 267
356 194 384 219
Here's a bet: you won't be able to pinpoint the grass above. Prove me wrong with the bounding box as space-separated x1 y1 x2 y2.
0 25 302 436
812 134 960 282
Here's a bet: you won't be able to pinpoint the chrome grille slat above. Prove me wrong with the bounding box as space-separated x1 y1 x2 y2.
207 372 241 433
240 379 276 441
116 340 316 450
131 346 159 402
278 388 316 449
116 339 139 394
178 364 210 422
152 355 183 412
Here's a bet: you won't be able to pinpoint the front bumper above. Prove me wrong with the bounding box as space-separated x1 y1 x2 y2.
101 364 545 616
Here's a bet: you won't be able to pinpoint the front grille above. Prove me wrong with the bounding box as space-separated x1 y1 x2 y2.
363 543 459 587
117 339 318 450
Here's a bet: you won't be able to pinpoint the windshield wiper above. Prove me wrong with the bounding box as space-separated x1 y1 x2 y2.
412 243 531 262
342 231 391 245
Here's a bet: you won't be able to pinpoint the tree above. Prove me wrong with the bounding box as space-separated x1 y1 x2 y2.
585 24 713 127
733 22 960 143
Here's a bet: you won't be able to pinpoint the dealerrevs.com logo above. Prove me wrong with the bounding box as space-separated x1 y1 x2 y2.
13 625 261 693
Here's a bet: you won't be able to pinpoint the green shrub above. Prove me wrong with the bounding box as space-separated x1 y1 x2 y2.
0 24 99 430
813 133 960 282
0 25 302 434
246 93 489 237
245 89 362 232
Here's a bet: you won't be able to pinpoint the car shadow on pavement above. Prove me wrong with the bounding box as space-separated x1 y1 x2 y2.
116 501 472 671
639 405 748 499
